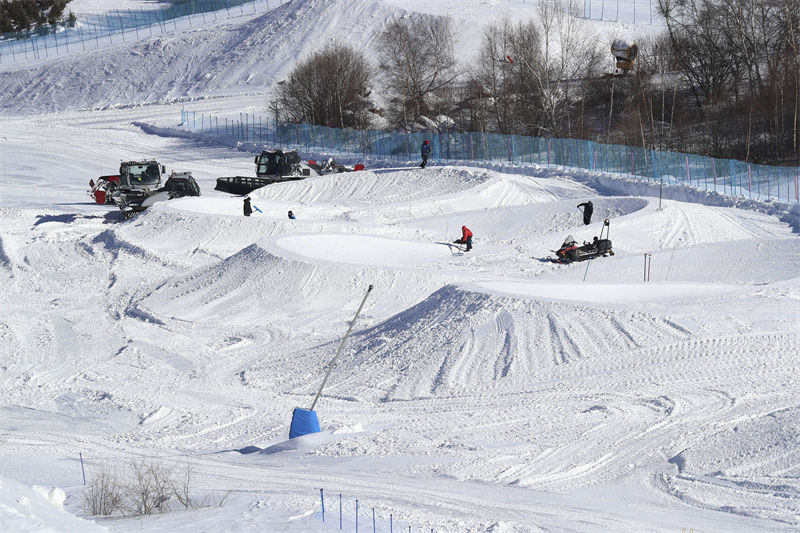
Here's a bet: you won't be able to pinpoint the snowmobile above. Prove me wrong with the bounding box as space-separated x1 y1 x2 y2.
114 171 200 220
551 219 614 263
214 149 318 195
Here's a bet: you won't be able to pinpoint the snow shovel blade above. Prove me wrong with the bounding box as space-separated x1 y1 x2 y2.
289 407 320 439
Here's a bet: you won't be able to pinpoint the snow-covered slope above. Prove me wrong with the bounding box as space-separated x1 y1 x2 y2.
0 1 798 532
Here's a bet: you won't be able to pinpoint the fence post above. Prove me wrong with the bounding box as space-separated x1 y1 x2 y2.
685 155 690 184
547 138 551 166
339 494 342 530
355 499 359 533
320 488 325 522
757 165 761 198
712 159 717 192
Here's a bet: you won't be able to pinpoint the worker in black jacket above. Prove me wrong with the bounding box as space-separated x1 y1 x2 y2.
577 201 593 225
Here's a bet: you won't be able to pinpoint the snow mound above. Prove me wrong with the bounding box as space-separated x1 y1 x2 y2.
303 285 693 401
0 476 107 532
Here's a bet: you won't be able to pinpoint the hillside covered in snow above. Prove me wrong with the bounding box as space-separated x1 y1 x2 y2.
1 1 798 532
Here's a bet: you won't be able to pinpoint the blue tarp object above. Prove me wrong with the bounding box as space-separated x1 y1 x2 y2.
289 408 320 439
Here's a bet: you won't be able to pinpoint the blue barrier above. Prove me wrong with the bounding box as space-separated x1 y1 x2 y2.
182 108 800 204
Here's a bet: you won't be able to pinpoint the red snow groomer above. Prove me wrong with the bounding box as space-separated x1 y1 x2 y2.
89 160 165 205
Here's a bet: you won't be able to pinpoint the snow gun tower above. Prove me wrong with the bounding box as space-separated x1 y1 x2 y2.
611 39 638 75
289 284 374 439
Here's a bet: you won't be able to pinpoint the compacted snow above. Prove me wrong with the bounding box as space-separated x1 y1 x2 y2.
0 1 798 532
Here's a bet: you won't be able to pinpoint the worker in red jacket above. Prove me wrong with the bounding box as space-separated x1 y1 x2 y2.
453 225 473 252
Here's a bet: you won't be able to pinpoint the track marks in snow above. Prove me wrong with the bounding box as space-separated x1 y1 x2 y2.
329 285 694 402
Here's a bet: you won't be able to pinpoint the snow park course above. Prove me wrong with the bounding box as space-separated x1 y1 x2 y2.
1 0 800 532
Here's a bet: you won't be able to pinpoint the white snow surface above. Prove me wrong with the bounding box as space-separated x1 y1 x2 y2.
0 1 799 532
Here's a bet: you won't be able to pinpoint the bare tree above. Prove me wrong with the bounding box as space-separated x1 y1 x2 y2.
276 42 374 130
469 2 600 138
171 457 197 509
375 14 459 130
83 465 123 516
484 0 598 137
471 18 540 134
657 0 738 107
656 0 800 162
123 458 173 516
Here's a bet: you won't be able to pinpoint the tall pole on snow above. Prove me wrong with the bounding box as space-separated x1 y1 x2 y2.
310 285 374 411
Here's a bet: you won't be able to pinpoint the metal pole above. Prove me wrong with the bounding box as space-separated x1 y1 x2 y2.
310 285 374 411
666 240 678 281
320 488 325 522
80 453 86 485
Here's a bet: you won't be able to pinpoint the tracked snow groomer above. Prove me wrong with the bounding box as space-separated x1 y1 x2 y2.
89 161 200 219
214 149 317 195
113 171 201 219
90 160 166 205
552 219 614 263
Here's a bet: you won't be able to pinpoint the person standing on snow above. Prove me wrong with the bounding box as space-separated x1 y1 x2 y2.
288 210 296 219
420 140 431 168
453 225 473 252
577 200 593 225
243 197 253 217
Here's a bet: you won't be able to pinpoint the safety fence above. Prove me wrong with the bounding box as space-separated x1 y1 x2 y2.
181 108 800 204
15 452 441 531
0 0 287 65
314 488 442 533
581 0 661 24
